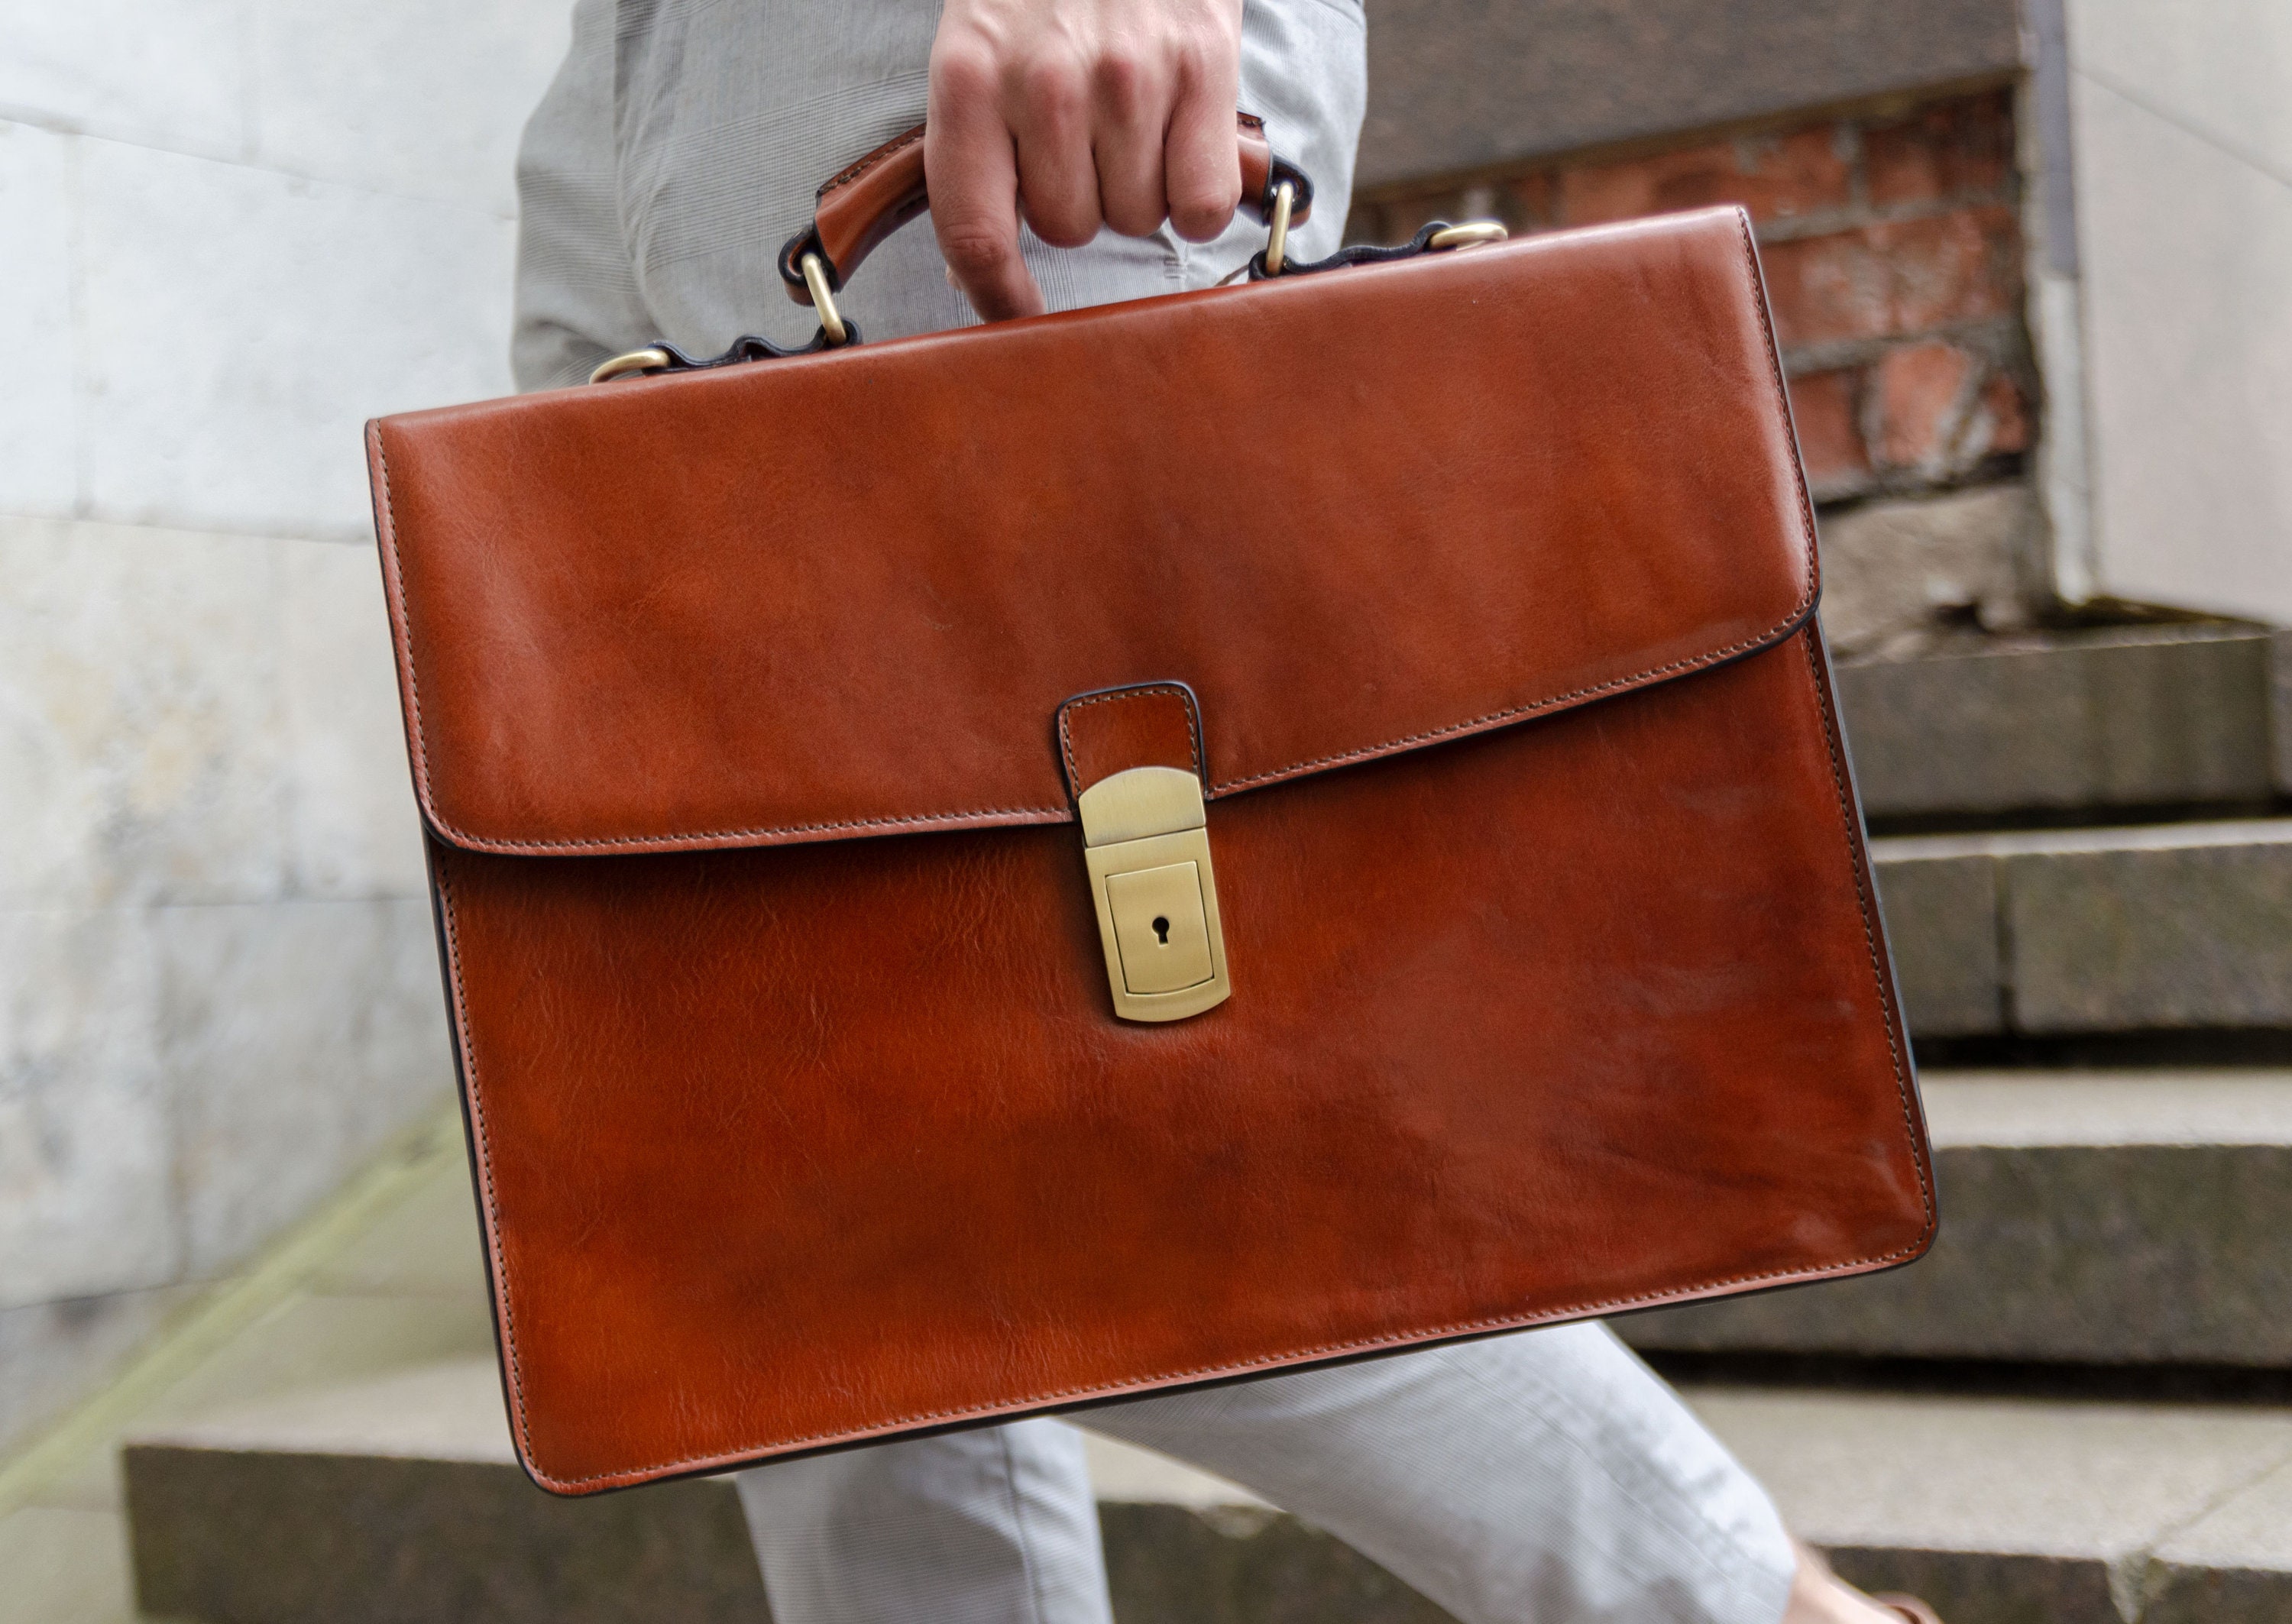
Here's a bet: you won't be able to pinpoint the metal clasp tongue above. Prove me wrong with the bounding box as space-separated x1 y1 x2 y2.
1077 767 1231 1023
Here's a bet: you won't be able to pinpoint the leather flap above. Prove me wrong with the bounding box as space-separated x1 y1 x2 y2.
370 208 1817 857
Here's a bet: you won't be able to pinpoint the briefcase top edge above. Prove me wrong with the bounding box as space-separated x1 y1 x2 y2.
369 207 1820 859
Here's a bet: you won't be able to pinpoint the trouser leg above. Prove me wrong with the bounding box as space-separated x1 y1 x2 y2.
1078 1325 1796 1624
733 1416 1113 1624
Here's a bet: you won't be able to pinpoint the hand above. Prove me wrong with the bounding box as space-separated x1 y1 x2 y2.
927 0 1246 322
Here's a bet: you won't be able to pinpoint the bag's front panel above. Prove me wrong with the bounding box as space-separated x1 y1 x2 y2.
436 629 1926 1493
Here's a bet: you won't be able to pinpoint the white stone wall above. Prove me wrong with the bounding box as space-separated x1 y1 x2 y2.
0 0 571 1451
2064 0 2292 623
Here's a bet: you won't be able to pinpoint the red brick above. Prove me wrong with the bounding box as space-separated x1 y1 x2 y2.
1967 370 2031 457
1875 342 1976 467
1759 205 2022 347
1555 125 1851 228
1785 369 1869 489
1866 89 2015 209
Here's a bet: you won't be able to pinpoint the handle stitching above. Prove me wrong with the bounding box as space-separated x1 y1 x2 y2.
816 125 926 202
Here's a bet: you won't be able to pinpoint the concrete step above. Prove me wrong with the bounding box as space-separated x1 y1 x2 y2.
1699 1385 2292 1624
1834 622 2289 823
1620 1071 2292 1367
121 1360 2292 1624
1870 817 2292 1038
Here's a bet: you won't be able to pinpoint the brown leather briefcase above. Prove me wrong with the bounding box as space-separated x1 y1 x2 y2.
368 126 1934 1496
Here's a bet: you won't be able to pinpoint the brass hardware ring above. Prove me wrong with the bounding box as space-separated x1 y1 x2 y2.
1264 182 1295 276
801 252 850 345
588 347 673 385
1428 222 1510 252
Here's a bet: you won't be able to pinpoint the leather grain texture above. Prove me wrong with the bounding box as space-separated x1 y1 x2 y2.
370 205 1934 1496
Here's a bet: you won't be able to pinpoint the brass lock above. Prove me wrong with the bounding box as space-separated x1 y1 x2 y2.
1076 766 1231 1022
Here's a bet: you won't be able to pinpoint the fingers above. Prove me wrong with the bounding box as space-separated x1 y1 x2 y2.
1161 37 1242 243
927 43 1047 323
928 0 1246 322
1089 48 1169 240
1008 46 1103 248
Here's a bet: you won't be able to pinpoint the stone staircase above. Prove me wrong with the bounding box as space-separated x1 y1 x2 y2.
1623 621 2292 1623
19 622 2292 1624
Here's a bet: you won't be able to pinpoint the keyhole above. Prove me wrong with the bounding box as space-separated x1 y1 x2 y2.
1152 915 1171 945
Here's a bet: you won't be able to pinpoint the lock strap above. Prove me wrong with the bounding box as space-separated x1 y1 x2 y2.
1056 682 1229 1024
1057 682 1206 803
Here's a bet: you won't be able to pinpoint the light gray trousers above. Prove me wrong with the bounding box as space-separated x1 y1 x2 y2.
510 6 1799 1620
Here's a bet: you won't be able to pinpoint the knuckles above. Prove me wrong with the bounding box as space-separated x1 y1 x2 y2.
1011 47 1089 132
1166 183 1241 244
931 1 1245 257
1025 205 1102 250
1087 50 1156 122
926 37 999 103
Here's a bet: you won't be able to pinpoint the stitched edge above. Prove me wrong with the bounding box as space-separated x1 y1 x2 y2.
376 427 1069 854
1209 620 1808 794
371 427 437 818
1798 630 1935 1236
442 806 1063 855
816 125 925 201
1057 684 1204 798
1740 202 1929 1234
512 1250 1931 1492
1734 205 1824 617
432 862 540 1486
1740 206 1928 1239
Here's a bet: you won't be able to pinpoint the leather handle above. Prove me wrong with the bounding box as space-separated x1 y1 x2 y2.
778 113 1316 305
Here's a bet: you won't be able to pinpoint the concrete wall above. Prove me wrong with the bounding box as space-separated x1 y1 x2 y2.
1358 0 2024 189
2061 0 2292 623
0 0 570 1454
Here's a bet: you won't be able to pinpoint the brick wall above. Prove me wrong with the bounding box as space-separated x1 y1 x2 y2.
1352 85 2042 655
1354 87 2031 508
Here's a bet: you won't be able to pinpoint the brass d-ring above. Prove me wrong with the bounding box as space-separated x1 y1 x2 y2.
588 347 672 385
801 253 850 346
1427 222 1510 252
1263 182 1296 276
